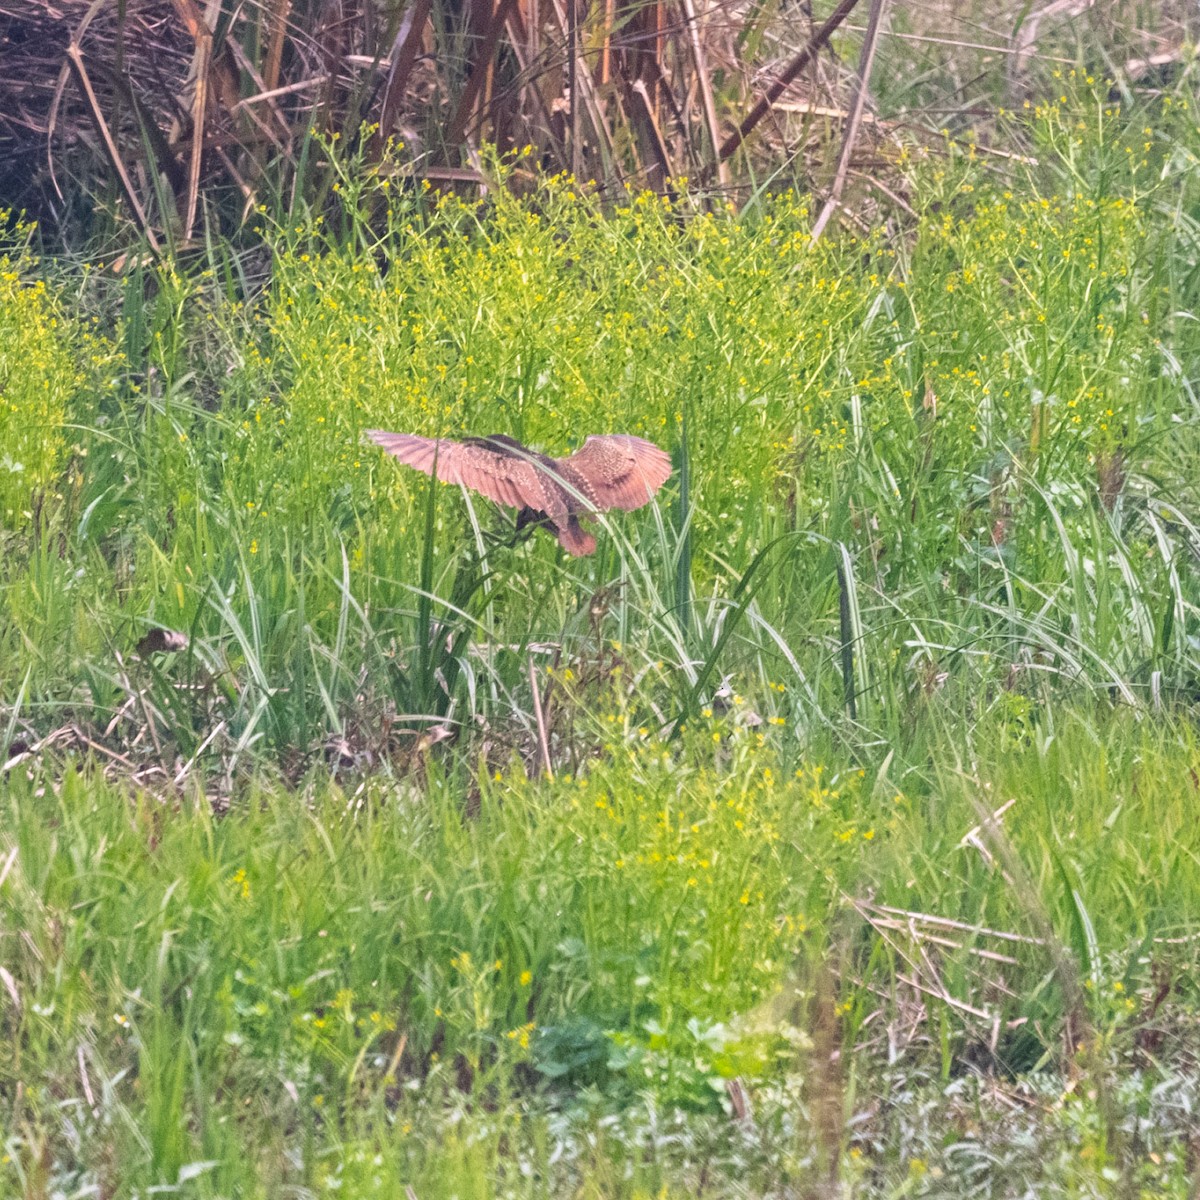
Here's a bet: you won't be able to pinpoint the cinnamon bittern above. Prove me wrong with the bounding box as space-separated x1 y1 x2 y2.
366 430 672 556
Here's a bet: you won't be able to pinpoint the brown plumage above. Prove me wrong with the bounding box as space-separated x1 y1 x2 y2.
366 430 673 556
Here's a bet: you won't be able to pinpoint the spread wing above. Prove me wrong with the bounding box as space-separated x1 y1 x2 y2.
366 431 561 515
555 435 673 512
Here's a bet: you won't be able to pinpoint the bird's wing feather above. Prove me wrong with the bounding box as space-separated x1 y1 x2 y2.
556 435 672 511
366 431 554 513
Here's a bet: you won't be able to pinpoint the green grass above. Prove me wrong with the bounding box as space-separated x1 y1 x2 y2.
2 714 1200 1194
4 75 1200 1194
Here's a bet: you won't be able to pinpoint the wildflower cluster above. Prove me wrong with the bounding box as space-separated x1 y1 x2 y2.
0 247 84 527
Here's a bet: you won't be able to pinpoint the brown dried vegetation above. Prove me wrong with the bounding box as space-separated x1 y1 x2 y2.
5 0 1188 244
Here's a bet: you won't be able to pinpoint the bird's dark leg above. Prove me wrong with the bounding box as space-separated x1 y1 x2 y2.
483 506 545 550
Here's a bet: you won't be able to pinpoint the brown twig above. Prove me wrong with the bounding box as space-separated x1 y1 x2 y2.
181 18 210 240
444 0 523 148
678 0 726 184
65 42 161 250
549 0 615 173
809 0 887 244
370 0 433 158
860 901 1047 946
528 657 553 779
626 77 674 190
262 0 293 94
717 0 861 167
46 0 111 201
500 3 564 159
567 0 580 177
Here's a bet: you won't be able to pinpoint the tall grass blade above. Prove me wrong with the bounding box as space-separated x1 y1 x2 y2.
675 406 692 637
674 533 802 727
416 443 440 711
1 665 32 764
836 542 865 721
1052 848 1102 992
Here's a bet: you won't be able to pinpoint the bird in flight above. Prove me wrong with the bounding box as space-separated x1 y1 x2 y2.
366 430 672 556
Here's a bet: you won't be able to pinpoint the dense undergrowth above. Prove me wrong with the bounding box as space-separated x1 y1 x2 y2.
4 75 1200 1195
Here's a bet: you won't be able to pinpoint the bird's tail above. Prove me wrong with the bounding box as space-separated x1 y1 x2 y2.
556 517 597 557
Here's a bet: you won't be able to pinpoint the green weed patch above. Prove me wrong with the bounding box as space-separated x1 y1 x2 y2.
3 82 1200 1194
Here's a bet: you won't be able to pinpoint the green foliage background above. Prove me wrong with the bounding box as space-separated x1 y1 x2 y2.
3 78 1200 1196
